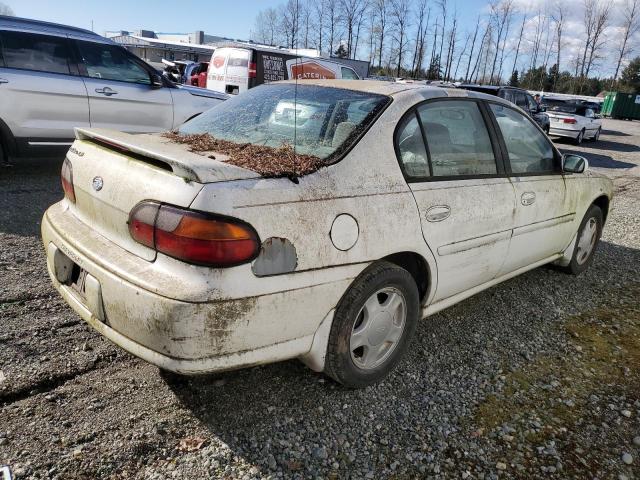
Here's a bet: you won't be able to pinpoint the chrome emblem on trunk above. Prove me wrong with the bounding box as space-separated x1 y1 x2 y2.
92 176 104 191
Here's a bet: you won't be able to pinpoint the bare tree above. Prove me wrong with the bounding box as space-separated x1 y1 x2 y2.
374 0 388 68
326 0 340 55
252 8 280 46
453 31 471 80
390 0 411 76
437 0 448 66
530 8 546 70
488 0 514 83
465 16 482 82
470 22 490 82
311 0 326 52
340 0 368 58
613 0 640 81
352 3 369 59
411 0 428 75
281 0 301 48
0 2 14 16
583 0 611 78
444 13 458 80
551 3 566 73
510 13 526 78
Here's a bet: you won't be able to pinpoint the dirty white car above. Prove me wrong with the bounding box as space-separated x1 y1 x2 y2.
42 80 613 387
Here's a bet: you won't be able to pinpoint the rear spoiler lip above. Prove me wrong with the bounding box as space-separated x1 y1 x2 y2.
74 128 261 184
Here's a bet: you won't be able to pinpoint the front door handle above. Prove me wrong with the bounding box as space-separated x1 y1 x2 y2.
0 78 8 84
426 205 451 222
95 87 118 96
521 192 536 206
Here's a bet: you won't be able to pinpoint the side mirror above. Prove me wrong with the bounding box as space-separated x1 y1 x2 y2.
151 73 164 88
540 106 547 112
563 154 589 173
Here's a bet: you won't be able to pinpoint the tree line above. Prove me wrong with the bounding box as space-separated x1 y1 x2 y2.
251 0 640 95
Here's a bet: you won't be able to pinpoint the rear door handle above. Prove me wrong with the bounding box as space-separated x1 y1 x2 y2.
95 87 118 96
426 205 451 222
0 78 8 84
521 192 536 206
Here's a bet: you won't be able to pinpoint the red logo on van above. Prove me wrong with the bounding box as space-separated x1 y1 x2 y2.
212 56 226 69
290 61 336 80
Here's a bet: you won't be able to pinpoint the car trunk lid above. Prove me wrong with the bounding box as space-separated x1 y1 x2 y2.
66 128 260 261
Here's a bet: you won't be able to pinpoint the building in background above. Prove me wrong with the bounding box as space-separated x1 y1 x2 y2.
105 29 369 78
105 29 230 69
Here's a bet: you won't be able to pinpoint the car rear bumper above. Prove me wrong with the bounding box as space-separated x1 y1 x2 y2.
42 204 359 374
548 125 580 138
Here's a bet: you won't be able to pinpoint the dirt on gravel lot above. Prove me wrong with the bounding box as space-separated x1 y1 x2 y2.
1 120 639 480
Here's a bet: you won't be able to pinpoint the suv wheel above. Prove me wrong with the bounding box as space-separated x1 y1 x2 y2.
324 261 419 388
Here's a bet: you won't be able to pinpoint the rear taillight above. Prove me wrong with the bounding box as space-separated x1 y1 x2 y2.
61 157 75 203
128 201 260 267
562 118 577 124
248 62 257 78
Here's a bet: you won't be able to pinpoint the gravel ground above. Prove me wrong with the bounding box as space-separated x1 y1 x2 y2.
1 120 639 480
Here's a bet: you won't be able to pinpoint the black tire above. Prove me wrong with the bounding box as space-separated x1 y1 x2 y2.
573 129 585 145
561 205 603 275
324 261 420 388
591 127 601 142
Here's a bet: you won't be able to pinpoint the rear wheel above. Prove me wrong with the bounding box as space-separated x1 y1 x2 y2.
561 205 603 275
574 129 585 145
324 261 419 388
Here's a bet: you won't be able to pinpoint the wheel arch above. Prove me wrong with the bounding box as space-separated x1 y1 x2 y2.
382 251 432 303
592 195 610 223
0 116 17 160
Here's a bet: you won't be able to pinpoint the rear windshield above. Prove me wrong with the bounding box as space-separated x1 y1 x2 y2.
179 84 389 162
547 103 586 115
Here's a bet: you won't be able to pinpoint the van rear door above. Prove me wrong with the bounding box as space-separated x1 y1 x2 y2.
206 47 251 95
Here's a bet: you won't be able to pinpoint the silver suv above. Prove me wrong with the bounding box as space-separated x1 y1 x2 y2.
0 16 227 162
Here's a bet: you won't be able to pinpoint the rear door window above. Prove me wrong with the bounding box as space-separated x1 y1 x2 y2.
417 100 498 177
76 41 150 84
514 92 528 109
0 31 71 75
396 113 430 178
489 103 556 174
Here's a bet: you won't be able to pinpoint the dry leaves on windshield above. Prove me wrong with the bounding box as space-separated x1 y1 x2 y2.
164 132 326 178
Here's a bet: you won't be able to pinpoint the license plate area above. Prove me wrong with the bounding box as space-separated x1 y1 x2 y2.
69 264 88 299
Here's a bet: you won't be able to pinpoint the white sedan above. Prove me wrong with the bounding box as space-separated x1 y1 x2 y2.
42 80 613 387
546 100 603 144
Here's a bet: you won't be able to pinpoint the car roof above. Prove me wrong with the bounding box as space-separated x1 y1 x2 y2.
0 15 114 43
278 79 452 96
276 79 516 106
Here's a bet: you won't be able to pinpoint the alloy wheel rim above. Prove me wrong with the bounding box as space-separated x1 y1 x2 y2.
350 287 407 370
576 217 598 265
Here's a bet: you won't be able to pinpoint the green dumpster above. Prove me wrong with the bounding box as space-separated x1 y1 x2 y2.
602 92 640 120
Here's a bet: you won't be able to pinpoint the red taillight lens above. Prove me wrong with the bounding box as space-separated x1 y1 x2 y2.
248 62 257 78
61 157 75 203
128 201 260 267
562 118 577 124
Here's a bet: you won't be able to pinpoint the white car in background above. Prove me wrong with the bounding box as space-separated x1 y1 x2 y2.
42 81 612 388
545 99 603 145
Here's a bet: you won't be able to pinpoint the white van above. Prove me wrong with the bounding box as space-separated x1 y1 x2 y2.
206 45 360 95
